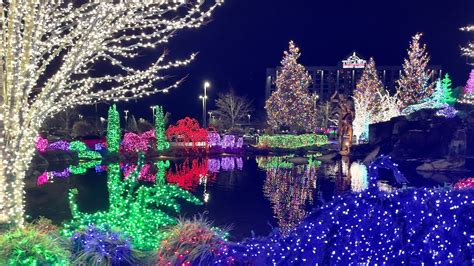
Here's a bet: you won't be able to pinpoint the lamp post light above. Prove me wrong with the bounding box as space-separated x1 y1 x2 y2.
247 114 251 124
124 110 129 122
200 81 210 128
150 106 157 121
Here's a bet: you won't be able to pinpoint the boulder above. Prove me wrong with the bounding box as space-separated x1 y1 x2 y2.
416 158 466 172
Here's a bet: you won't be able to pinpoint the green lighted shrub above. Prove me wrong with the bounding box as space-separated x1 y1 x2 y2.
257 134 328 149
157 216 229 265
106 104 121 153
0 223 69 265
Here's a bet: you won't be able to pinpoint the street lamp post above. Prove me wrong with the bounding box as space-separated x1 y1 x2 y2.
150 106 157 121
200 81 210 128
247 114 251 124
124 110 129 122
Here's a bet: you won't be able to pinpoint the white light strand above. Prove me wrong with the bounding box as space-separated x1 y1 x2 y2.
0 0 223 227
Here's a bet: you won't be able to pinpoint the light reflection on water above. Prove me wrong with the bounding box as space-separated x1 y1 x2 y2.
27 155 470 240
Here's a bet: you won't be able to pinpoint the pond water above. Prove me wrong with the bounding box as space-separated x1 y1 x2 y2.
25 155 473 242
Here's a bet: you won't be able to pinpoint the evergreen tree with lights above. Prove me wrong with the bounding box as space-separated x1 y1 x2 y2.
459 69 474 104
265 41 317 132
440 73 456 105
396 33 435 108
106 105 121 153
430 77 455 105
155 105 170 151
354 58 384 112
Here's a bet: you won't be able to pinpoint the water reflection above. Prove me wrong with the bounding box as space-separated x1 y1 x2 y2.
63 155 201 250
260 160 318 235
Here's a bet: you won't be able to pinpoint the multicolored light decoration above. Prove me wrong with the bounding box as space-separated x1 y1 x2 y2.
257 134 328 149
397 33 435 108
454 177 474 190
208 157 243 173
166 159 216 192
353 58 402 142
263 163 318 235
48 140 70 151
212 156 474 265
35 135 48 153
166 117 209 153
459 69 474 105
64 154 201 250
256 155 295 169
121 130 155 153
69 141 102 160
71 225 135 265
265 41 318 132
106 105 121 153
208 132 244 152
154 105 170 151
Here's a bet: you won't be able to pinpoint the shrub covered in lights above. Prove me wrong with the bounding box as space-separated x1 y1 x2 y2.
0 223 69 265
257 134 328 149
212 156 474 265
69 140 102 160
155 105 170 151
71 225 140 265
157 216 229 265
106 104 121 153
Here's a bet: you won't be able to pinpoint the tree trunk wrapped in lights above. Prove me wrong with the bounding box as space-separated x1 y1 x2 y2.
396 33 435 108
265 41 318 133
0 1 222 227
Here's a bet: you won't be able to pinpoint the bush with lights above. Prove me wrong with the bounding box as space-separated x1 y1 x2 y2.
70 225 143 265
157 216 229 265
212 156 474 265
0 221 70 265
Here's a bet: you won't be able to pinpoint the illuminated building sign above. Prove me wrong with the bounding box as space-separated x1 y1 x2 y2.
342 52 366 69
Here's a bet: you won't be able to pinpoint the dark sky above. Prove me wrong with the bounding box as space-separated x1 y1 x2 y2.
116 0 474 123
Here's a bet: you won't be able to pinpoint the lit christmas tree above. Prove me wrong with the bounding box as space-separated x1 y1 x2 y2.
441 73 456 105
459 69 474 104
354 58 384 111
265 41 317 132
106 105 121 153
396 33 435 108
154 105 170 151
431 77 455 105
353 58 385 142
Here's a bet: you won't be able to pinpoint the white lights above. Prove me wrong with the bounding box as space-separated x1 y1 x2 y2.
0 0 222 227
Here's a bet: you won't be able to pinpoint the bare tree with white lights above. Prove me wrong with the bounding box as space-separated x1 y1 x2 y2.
0 0 222 227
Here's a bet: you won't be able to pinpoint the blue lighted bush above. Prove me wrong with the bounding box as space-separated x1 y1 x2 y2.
71 225 140 265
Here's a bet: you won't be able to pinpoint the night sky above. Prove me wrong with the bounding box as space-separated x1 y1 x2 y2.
115 0 473 123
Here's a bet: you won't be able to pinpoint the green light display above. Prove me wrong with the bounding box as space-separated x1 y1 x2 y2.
155 105 170 151
69 160 102 175
69 141 102 160
257 134 328 149
256 155 295 169
106 104 121 153
64 154 202 250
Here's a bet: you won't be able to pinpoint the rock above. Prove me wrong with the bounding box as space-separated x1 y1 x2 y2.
314 152 338 162
287 157 309 165
416 158 466 172
363 146 380 164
